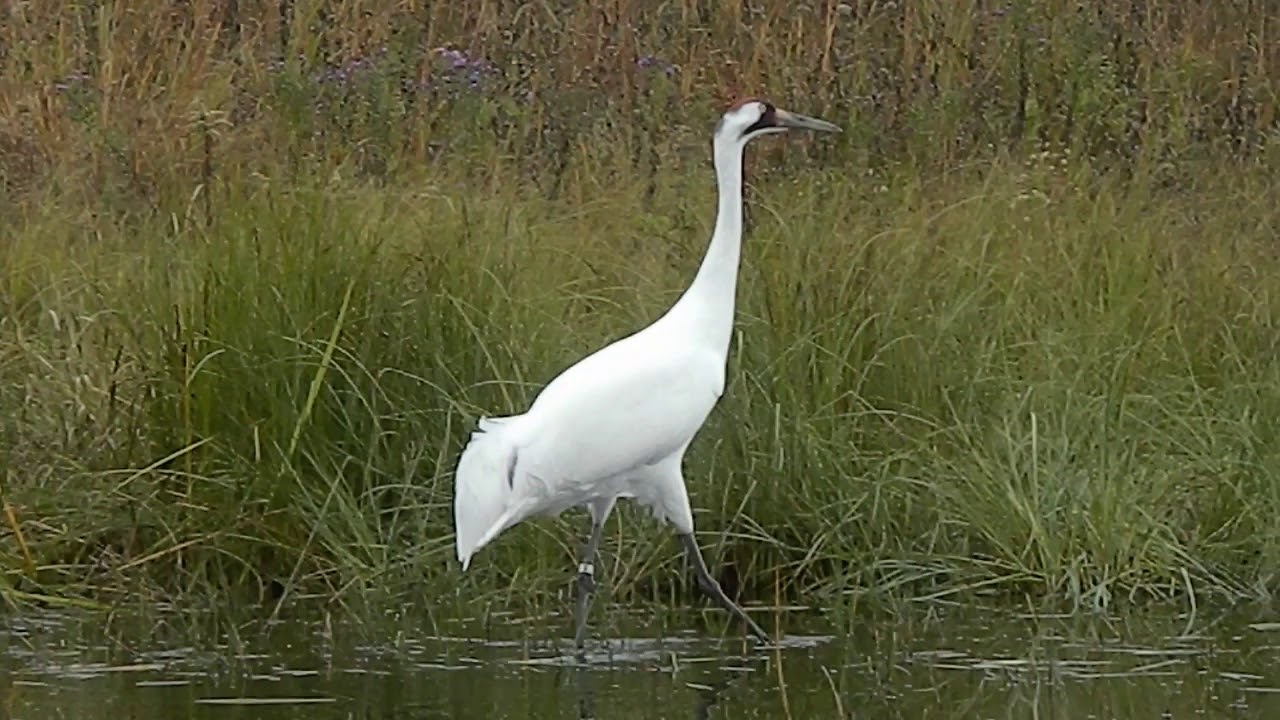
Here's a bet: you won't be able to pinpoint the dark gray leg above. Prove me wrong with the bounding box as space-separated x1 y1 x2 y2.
679 533 770 644
573 518 608 650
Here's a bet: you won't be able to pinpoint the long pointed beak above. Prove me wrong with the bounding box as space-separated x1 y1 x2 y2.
774 108 841 133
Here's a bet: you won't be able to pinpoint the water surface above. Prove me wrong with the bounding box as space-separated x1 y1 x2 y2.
2 604 1277 718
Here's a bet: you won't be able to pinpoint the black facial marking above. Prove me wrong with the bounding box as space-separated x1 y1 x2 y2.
506 449 517 489
742 102 777 137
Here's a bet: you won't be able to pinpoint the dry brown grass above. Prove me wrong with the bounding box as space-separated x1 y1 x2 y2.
1 1 1275 211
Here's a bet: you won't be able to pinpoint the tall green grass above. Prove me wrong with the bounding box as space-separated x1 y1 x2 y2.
4 155 1278 613
1 1 1278 616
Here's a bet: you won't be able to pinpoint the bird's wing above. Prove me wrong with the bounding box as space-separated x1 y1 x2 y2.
513 338 724 499
454 415 522 569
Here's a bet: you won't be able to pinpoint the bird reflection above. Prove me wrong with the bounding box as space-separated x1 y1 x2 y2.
690 664 760 720
569 646 768 720
574 662 595 720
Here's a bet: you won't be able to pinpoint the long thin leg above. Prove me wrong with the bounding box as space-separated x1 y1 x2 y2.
679 533 770 644
573 517 608 650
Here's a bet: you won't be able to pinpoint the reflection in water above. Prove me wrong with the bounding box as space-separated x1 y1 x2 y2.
575 664 594 719
571 645 765 720
688 661 759 720
1 608 1278 719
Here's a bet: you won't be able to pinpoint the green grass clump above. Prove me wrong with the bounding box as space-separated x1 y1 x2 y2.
3 155 1278 614
0 1 1278 617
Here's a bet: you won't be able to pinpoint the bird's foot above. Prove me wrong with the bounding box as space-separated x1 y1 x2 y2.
746 619 772 645
695 573 770 645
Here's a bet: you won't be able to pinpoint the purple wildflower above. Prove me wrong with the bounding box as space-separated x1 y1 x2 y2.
432 47 497 92
437 48 469 70
636 55 678 78
312 47 391 87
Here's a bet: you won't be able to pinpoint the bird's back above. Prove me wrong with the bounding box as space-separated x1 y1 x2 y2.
510 326 723 505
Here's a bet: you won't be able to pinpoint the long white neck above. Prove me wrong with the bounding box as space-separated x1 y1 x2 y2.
662 132 745 355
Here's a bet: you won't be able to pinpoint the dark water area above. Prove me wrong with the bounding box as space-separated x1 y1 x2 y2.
1 604 1277 718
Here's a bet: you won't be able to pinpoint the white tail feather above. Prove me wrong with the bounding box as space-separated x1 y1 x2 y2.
454 415 522 570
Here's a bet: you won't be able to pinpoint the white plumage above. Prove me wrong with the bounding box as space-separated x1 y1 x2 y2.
453 98 840 648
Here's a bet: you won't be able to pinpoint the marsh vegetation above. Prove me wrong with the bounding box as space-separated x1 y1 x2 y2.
1 1 1277 620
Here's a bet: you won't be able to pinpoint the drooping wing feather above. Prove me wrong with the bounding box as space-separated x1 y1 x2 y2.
453 414 522 570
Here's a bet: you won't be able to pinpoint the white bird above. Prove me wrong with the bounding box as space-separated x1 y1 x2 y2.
453 97 840 648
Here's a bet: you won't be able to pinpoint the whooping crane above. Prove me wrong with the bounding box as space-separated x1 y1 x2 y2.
453 97 840 648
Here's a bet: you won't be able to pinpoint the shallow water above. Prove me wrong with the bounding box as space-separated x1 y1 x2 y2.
2 604 1278 718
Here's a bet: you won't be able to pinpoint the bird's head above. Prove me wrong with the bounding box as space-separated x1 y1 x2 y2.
715 97 841 143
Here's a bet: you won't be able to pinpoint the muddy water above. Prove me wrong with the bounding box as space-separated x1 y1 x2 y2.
1 605 1278 718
